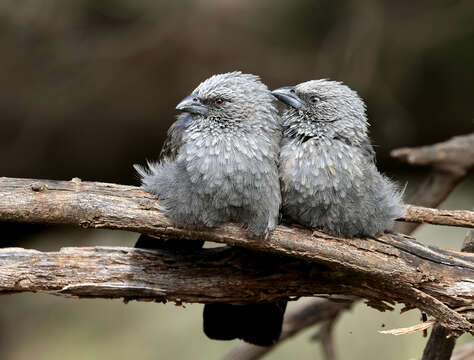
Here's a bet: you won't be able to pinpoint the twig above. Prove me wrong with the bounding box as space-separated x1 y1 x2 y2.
310 320 338 360
222 298 354 360
379 319 437 336
399 206 474 228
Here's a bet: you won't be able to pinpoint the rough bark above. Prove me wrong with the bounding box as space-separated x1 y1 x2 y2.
421 228 474 360
0 177 472 231
0 137 473 336
0 234 472 334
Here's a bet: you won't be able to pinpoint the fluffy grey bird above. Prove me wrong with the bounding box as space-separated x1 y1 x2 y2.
134 72 285 345
135 72 281 237
272 80 404 237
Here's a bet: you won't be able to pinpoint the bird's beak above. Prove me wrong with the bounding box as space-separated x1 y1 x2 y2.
271 86 302 109
176 94 208 115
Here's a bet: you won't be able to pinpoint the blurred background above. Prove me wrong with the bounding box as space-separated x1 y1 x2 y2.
0 0 473 359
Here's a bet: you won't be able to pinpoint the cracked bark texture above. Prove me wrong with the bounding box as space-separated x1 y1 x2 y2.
0 176 472 335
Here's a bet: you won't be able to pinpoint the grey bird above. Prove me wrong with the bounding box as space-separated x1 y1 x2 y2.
272 80 405 237
134 72 286 345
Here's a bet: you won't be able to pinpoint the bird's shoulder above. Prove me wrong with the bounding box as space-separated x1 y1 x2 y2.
333 135 376 163
159 113 193 161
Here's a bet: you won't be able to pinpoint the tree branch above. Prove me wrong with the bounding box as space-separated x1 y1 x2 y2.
392 133 474 234
0 227 472 334
391 134 474 176
0 177 472 231
0 136 473 337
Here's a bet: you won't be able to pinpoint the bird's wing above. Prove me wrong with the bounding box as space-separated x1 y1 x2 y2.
158 113 193 161
360 137 376 163
333 135 376 163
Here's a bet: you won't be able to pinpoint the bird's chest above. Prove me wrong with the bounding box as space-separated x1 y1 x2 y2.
180 131 269 195
280 140 361 195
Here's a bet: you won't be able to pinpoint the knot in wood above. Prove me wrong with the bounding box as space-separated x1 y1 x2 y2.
30 182 47 192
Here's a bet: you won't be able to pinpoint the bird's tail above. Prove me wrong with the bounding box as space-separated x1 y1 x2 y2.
203 299 287 346
135 234 205 251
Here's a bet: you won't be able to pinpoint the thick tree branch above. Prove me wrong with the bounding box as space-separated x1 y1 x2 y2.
0 228 472 334
0 136 473 338
0 177 472 231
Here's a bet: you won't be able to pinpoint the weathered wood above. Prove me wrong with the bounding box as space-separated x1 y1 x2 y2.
0 238 472 333
0 176 473 334
392 133 474 234
0 177 472 231
399 206 474 228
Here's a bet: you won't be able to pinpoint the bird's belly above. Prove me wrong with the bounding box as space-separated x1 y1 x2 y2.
184 145 274 209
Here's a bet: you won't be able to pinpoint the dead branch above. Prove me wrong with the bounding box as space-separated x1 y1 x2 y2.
391 133 474 175
0 234 472 335
310 318 338 360
0 177 472 231
399 206 474 228
392 133 474 234
421 228 474 360
0 136 472 337
226 133 474 359
380 320 437 336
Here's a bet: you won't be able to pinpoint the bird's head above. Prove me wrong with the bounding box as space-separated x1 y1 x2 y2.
272 79 369 143
176 71 276 125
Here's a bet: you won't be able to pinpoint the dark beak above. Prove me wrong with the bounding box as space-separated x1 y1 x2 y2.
176 94 208 115
271 86 302 109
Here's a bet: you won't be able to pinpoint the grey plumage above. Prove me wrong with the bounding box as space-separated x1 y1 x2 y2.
135 71 281 237
134 72 284 346
273 80 405 237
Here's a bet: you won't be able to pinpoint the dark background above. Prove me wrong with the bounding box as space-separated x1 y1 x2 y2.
0 1 473 359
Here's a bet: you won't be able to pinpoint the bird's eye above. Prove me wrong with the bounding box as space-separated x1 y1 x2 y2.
214 98 224 105
310 95 320 104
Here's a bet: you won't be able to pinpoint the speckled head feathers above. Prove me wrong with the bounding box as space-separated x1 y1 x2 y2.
273 79 370 147
276 79 405 237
